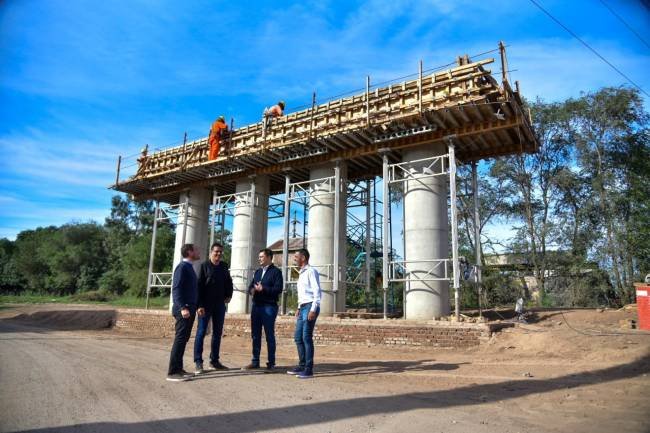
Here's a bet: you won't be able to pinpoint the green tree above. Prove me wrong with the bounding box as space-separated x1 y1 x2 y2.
569 87 650 303
0 238 23 292
491 98 573 304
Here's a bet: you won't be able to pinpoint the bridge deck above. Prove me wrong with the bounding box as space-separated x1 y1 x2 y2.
113 55 537 202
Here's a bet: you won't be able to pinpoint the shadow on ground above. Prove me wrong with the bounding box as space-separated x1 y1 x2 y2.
11 353 650 433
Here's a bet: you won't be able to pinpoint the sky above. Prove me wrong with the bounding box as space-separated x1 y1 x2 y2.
1 0 649 245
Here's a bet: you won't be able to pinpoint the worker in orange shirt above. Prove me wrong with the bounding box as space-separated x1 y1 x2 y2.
208 116 228 161
263 101 285 130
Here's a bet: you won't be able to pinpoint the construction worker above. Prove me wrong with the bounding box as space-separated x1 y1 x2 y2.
263 101 285 130
135 145 149 177
208 116 228 161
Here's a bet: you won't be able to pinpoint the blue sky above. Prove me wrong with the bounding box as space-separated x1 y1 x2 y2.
1 0 649 243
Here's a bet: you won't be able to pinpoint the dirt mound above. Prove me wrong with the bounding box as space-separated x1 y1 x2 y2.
3 309 117 331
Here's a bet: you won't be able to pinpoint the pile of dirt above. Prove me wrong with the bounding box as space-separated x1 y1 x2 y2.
1 308 116 331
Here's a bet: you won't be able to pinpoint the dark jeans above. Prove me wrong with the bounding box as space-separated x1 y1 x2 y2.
168 311 195 375
294 302 319 372
251 303 278 367
193 302 226 364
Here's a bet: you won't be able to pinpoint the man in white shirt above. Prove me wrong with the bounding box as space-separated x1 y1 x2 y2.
287 248 321 379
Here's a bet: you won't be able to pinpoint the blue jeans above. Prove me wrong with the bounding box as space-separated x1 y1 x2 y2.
193 302 226 364
251 303 278 367
294 302 319 372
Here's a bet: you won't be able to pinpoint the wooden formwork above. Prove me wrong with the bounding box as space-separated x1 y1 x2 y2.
114 54 537 202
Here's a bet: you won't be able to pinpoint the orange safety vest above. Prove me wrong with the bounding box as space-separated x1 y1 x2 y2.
208 120 228 160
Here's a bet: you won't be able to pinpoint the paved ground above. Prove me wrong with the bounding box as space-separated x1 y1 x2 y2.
0 305 649 433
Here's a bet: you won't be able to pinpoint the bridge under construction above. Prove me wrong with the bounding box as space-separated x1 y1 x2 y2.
113 42 538 321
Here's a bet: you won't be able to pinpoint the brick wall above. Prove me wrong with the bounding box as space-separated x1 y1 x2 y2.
114 309 500 348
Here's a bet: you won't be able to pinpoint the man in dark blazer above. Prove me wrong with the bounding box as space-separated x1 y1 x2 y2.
243 248 283 371
194 242 234 374
167 243 200 382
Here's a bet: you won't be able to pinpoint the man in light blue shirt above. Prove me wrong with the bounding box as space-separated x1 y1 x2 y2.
287 248 321 379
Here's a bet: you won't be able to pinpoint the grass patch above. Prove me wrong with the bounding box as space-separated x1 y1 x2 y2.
0 294 168 310
0 294 73 304
108 296 168 309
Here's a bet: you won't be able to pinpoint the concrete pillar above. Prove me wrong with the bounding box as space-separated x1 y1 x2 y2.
308 162 347 316
170 188 210 311
403 143 450 319
172 188 211 277
229 176 269 314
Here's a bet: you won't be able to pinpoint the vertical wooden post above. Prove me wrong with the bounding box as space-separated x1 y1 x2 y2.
115 155 122 185
418 60 423 113
366 76 370 126
310 91 316 139
499 41 508 83
181 132 188 168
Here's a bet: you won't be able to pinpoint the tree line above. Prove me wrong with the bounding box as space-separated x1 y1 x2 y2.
0 197 176 298
458 86 648 307
0 86 647 308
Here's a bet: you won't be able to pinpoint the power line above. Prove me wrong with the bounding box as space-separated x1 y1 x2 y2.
528 0 649 98
599 0 650 50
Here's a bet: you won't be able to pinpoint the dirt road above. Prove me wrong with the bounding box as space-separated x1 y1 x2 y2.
1 305 649 433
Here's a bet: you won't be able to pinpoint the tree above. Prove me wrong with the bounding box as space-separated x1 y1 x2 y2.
569 87 650 303
490 98 573 304
0 238 23 292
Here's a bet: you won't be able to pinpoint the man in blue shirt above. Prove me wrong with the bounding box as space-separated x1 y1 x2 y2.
243 248 283 371
287 248 321 379
167 243 200 382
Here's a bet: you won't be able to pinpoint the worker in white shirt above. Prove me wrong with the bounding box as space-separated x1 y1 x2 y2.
286 248 321 379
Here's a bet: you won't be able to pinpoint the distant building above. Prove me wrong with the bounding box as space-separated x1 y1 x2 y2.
267 237 307 268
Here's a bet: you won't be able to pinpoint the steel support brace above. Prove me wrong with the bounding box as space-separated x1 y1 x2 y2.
209 189 217 252
333 162 341 314
181 194 189 253
448 143 460 321
247 178 257 314
381 153 389 319
472 162 482 317
364 180 372 306
281 175 291 314
145 201 160 310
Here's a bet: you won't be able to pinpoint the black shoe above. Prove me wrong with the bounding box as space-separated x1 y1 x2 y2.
264 364 276 373
242 362 260 370
179 369 194 378
209 361 228 370
286 366 304 375
166 372 191 382
296 370 314 379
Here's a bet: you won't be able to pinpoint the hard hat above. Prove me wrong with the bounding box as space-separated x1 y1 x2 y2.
278 101 285 109
218 115 225 122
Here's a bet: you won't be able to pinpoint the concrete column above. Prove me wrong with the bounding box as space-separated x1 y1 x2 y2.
308 162 347 316
403 143 449 319
170 189 210 311
172 188 211 276
229 176 269 314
